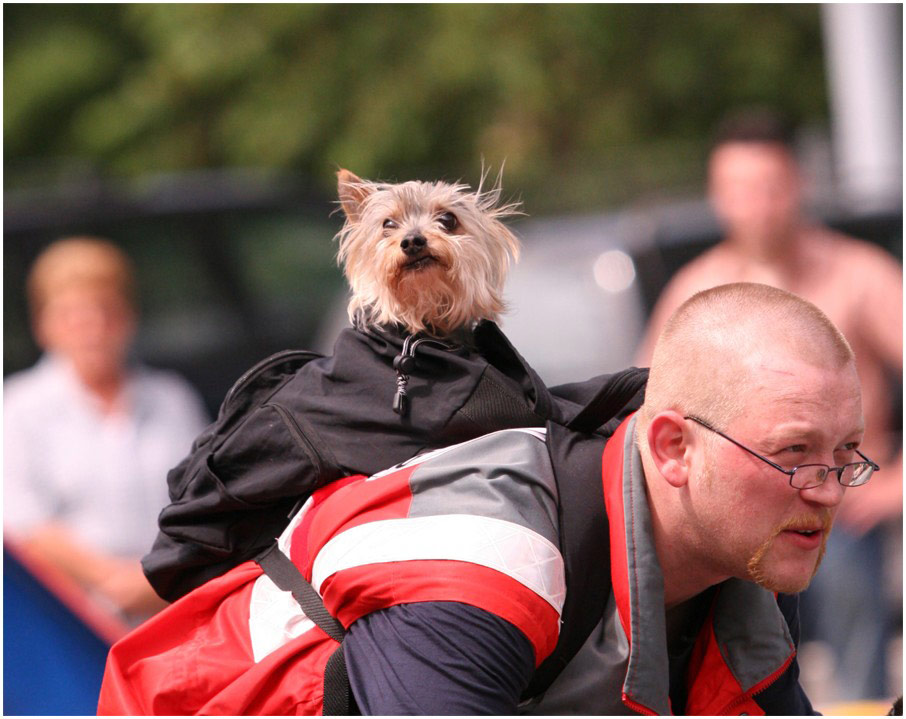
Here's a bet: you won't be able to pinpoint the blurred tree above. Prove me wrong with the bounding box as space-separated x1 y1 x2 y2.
4 4 828 213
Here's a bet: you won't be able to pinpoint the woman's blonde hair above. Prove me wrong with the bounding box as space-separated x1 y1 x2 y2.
27 236 136 318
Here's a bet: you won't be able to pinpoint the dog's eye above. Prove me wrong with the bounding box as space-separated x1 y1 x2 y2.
437 212 458 231
383 218 398 230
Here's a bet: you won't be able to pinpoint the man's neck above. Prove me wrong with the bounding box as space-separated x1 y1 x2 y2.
73 365 127 415
658 541 724 609
725 224 802 266
640 452 726 609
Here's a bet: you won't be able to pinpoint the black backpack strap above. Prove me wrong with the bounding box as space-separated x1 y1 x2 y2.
323 647 355 716
256 544 357 715
564 367 648 434
522 423 611 701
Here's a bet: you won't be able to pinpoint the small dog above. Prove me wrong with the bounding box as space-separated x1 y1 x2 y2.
335 168 521 337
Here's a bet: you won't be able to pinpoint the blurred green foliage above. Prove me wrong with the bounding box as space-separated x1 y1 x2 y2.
4 4 828 213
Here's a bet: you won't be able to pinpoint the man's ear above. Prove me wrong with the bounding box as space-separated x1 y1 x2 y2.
337 169 370 223
646 411 693 488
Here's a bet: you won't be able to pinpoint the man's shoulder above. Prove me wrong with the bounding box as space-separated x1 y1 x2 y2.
810 226 901 270
131 364 206 413
374 427 558 534
305 427 557 543
302 425 566 652
3 358 62 411
662 244 737 295
132 363 198 393
403 427 550 475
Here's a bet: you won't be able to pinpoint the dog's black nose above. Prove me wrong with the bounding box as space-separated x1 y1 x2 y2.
400 233 427 256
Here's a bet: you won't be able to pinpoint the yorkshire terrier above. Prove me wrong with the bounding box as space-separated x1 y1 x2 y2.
335 168 521 338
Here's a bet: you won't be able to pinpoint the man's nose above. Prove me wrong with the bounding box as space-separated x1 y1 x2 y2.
798 476 846 508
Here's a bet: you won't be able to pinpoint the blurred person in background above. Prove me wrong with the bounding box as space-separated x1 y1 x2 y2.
636 109 902 702
4 237 209 623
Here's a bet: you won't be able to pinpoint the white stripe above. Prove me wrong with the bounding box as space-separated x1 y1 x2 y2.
248 571 316 663
311 514 565 614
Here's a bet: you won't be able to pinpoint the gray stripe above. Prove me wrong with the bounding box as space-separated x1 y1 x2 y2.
620 415 672 715
407 429 560 548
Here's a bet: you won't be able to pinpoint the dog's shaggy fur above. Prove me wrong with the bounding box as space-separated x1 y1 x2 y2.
336 169 521 336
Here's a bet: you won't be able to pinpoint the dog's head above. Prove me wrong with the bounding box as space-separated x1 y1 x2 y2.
335 169 521 336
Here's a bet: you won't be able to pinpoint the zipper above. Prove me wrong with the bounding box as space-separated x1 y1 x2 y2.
392 334 462 416
223 350 320 410
266 402 326 493
622 693 658 716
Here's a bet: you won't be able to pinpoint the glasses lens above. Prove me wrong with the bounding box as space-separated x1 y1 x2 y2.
841 463 873 487
792 465 827 489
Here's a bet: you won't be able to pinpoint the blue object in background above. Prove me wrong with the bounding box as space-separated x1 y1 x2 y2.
3 544 115 715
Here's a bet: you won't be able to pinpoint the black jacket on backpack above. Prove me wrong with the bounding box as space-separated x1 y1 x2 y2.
142 320 647 603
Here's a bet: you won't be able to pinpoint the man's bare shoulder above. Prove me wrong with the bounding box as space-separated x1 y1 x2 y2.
663 243 743 294
805 226 901 272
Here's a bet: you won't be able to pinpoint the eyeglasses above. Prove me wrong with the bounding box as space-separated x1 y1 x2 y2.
684 415 878 489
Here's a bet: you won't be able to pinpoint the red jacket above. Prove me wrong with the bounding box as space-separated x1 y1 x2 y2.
99 429 563 715
99 420 811 715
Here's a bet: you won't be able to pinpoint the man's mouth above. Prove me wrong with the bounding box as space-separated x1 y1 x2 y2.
790 528 821 536
780 526 825 550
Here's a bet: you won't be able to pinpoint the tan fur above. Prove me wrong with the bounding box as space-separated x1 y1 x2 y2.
335 169 521 336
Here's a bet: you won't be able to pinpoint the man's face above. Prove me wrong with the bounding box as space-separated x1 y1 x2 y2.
687 356 863 594
36 283 135 385
708 142 801 255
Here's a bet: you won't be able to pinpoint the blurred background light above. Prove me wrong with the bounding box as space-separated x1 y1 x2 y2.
593 249 636 293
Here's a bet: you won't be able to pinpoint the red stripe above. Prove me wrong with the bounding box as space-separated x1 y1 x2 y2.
601 415 633 639
291 467 415 579
320 560 561 666
290 474 365 572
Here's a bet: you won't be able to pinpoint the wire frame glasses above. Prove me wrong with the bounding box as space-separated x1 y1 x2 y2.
684 415 878 489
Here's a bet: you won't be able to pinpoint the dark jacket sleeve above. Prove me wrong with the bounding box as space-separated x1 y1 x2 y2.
754 593 821 716
344 602 536 715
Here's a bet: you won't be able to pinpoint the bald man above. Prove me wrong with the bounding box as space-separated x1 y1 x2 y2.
99 283 869 715
636 111 901 701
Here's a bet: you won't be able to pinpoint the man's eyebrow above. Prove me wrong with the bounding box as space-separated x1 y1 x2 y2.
762 423 865 447
760 426 818 447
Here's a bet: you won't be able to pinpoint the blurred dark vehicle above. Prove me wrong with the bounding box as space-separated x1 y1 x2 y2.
4 170 901 416
4 170 346 417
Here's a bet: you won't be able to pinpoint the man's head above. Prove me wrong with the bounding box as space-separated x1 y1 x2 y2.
707 109 802 257
639 282 863 595
28 237 137 385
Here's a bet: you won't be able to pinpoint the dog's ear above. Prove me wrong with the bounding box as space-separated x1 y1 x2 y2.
337 169 371 222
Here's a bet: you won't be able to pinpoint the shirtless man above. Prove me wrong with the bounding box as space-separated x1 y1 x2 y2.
637 109 902 700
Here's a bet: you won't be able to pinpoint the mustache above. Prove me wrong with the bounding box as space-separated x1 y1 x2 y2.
773 510 834 535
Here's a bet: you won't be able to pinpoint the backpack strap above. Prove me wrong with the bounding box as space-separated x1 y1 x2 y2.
522 370 647 701
564 367 648 434
522 423 611 701
255 544 357 715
